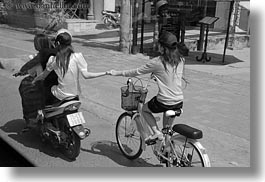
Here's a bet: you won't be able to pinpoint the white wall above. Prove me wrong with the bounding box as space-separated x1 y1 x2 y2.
214 2 230 31
214 1 250 32
238 1 250 32
104 0 116 11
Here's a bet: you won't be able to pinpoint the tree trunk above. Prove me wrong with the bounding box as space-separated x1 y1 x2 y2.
119 0 131 54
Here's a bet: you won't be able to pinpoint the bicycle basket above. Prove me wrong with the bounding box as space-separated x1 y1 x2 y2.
121 85 148 111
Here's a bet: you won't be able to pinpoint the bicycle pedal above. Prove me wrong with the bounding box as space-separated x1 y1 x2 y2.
162 128 169 134
160 157 167 164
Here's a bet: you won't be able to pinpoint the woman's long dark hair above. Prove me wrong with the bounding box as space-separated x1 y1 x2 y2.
34 33 53 51
159 42 183 73
158 31 189 86
54 32 74 77
55 44 74 77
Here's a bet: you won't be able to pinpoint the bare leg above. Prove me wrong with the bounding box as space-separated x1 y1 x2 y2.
162 113 175 152
141 103 161 136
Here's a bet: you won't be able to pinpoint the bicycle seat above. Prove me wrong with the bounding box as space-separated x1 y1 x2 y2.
172 124 203 139
165 109 183 117
45 95 79 108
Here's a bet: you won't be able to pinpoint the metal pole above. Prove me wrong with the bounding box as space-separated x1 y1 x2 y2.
197 0 208 51
132 0 139 54
140 0 145 53
153 0 158 52
222 0 234 64
229 0 239 48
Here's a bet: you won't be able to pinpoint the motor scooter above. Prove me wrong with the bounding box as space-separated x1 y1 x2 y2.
13 55 90 161
37 95 90 160
101 10 120 29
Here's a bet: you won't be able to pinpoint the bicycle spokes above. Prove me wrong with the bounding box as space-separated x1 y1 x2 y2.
168 140 205 167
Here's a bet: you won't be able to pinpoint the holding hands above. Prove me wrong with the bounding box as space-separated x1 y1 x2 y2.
106 70 123 76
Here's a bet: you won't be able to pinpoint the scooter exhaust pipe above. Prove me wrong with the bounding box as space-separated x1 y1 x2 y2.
72 125 91 139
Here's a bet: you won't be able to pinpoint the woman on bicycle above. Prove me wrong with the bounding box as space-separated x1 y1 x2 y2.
110 31 185 144
32 32 110 101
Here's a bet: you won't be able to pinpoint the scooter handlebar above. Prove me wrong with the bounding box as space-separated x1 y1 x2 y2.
13 71 27 77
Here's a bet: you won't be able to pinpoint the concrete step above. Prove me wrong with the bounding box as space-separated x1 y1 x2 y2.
185 33 250 51
64 19 100 35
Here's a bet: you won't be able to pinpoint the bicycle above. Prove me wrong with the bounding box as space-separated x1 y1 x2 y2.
115 77 211 167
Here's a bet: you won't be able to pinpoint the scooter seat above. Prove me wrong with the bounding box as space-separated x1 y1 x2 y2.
45 95 79 108
172 124 203 139
106 10 117 14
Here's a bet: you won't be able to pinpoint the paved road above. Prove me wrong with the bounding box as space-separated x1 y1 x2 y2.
0 27 250 167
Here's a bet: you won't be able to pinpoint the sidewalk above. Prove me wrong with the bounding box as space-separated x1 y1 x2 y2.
0 23 250 81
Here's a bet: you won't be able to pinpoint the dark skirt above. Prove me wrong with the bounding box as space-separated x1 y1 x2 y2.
18 76 45 121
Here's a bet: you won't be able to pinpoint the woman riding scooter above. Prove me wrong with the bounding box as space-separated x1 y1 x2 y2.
15 29 72 132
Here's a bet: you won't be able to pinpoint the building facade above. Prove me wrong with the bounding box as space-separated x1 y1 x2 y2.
5 0 249 34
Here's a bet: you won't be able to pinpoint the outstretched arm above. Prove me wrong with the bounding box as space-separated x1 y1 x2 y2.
109 70 124 76
75 53 111 79
32 69 51 84
109 60 158 77
81 71 110 79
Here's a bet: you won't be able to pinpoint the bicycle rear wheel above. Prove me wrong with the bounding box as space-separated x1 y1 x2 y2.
166 136 210 167
116 112 143 160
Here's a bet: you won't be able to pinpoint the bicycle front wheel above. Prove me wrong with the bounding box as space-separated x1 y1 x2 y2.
115 112 143 160
167 136 211 167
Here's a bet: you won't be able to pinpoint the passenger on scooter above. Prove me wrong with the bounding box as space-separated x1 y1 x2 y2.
15 33 59 105
15 33 58 132
32 32 111 101
15 29 76 132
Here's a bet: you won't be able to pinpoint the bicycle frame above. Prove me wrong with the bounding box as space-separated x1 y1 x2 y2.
131 102 152 151
131 101 193 165
132 101 175 153
117 77 210 166
171 134 211 166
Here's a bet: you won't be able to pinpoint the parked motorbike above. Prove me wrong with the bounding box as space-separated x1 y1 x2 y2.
13 56 90 161
101 10 120 29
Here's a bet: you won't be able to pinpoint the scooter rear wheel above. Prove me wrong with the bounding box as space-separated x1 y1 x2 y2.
61 131 80 161
59 119 81 161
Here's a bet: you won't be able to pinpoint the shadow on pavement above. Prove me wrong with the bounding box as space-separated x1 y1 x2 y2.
0 119 74 162
74 39 120 52
81 140 162 167
22 26 244 67
143 45 244 66
185 51 244 65
75 30 119 40
73 29 120 51
73 30 154 53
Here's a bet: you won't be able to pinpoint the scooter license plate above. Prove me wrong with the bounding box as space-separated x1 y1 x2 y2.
66 112 86 127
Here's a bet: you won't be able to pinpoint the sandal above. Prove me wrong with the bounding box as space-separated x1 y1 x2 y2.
145 133 163 145
21 118 36 133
